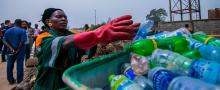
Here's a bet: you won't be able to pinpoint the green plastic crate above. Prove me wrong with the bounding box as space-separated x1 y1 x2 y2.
62 50 130 90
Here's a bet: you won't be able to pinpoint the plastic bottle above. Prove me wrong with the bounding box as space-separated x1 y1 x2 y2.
133 20 154 41
146 31 170 39
156 36 190 54
130 53 150 75
109 74 143 90
148 67 219 90
151 49 220 85
149 49 192 74
169 28 191 37
181 49 201 59
188 59 220 85
193 34 220 47
187 37 220 63
148 67 180 90
193 31 206 35
133 76 153 90
146 28 191 39
168 76 220 90
131 36 189 56
121 63 136 80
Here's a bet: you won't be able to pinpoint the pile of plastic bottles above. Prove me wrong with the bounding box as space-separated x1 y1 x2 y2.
108 20 220 90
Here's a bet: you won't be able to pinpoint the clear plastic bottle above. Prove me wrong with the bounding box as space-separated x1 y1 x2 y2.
133 76 153 90
130 53 150 75
146 31 170 39
187 37 220 63
193 31 206 35
133 20 154 41
146 28 191 39
188 59 220 85
109 74 143 90
148 67 180 90
168 76 220 90
150 49 220 85
150 49 192 74
170 28 192 37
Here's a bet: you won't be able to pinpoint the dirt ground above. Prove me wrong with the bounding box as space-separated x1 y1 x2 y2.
0 55 18 90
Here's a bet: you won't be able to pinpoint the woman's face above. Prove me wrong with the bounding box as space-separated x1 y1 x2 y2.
49 10 68 30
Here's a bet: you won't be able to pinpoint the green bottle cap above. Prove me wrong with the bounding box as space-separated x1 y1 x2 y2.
108 74 115 82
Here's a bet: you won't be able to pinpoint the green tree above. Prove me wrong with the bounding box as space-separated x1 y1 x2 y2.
146 8 167 27
146 8 167 34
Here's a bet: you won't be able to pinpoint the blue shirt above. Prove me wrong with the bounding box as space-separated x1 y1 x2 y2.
3 26 27 49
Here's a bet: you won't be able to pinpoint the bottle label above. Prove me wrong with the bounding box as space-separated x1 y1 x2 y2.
191 42 203 49
124 66 136 80
151 39 158 49
189 60 220 85
113 77 133 90
152 69 179 90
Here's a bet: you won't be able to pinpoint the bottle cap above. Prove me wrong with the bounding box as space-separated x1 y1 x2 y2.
176 32 182 36
108 74 115 82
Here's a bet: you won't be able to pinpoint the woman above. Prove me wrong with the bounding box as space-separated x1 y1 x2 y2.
34 8 139 90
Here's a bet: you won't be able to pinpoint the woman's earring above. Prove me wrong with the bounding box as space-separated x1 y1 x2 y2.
48 23 52 27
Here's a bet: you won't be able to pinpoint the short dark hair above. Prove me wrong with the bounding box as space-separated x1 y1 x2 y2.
185 24 189 28
35 24 38 28
84 24 89 30
5 20 10 25
14 19 22 27
41 8 62 28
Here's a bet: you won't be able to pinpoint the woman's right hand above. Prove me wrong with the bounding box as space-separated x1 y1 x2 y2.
73 15 140 50
94 15 140 43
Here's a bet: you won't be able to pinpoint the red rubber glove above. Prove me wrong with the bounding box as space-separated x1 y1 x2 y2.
74 15 140 50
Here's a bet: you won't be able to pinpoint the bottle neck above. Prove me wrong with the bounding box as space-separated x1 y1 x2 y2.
193 34 214 44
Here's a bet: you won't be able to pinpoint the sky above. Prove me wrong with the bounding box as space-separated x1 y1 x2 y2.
0 0 220 28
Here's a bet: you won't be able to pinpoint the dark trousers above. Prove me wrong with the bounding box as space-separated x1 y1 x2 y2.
25 44 30 60
1 45 6 61
0 37 3 52
7 46 25 83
